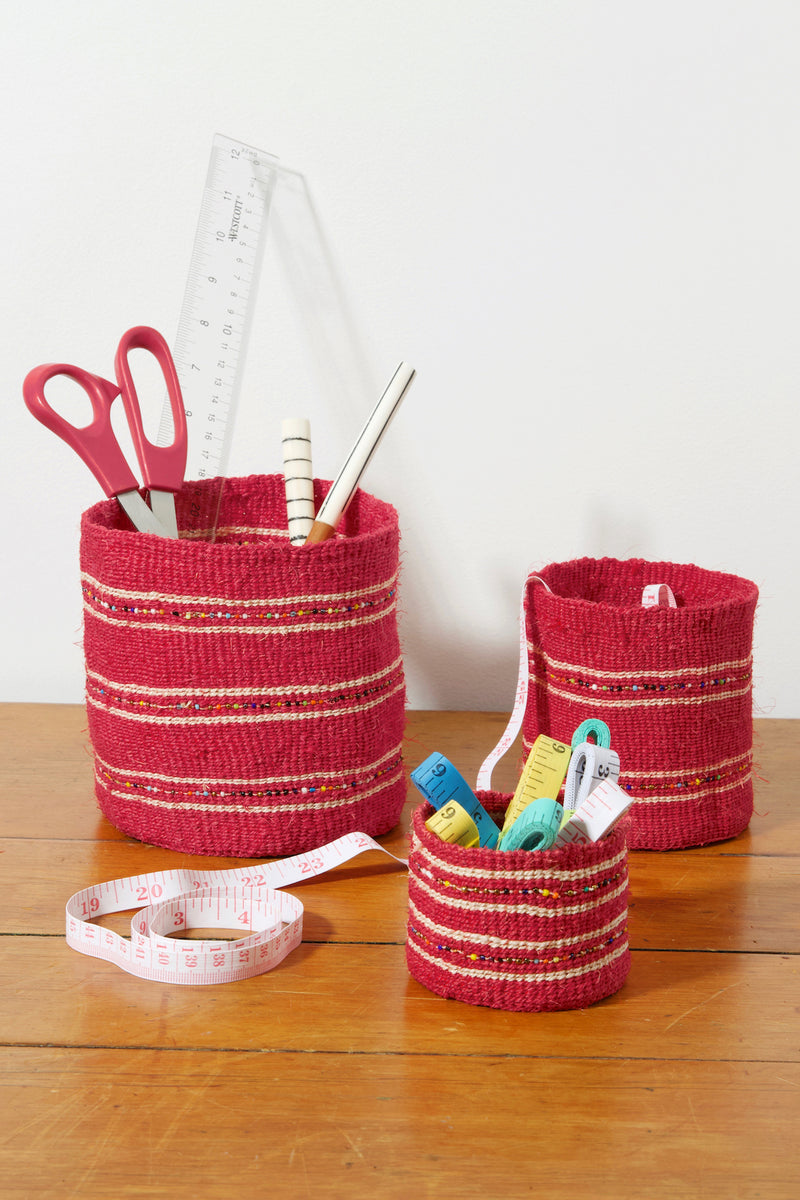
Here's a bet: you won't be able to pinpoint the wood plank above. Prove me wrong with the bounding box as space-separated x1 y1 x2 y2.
0 938 795 1063
3 705 794 855
2 1048 798 1200
2 835 798 954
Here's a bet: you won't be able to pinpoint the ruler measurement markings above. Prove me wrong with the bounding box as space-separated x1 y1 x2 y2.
161 135 279 501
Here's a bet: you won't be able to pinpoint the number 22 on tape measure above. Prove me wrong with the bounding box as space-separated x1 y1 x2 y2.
66 831 406 985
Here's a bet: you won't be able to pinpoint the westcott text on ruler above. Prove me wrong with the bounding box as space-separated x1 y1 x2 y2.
160 134 280 538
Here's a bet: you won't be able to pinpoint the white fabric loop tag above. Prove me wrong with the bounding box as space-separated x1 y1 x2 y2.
476 570 551 792
642 583 677 608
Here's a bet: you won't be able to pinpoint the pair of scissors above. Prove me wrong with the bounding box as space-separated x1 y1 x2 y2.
23 326 188 538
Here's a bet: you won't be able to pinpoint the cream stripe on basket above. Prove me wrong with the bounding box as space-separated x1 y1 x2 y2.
410 862 629 920
409 894 627 953
528 643 753 680
94 743 401 792
87 678 405 727
410 831 628 885
99 763 405 817
81 568 399 609
409 935 629 987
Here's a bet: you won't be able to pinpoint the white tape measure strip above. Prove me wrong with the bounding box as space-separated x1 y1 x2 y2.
477 572 680 792
66 831 406 985
554 778 632 846
564 742 621 816
642 583 677 608
476 570 550 792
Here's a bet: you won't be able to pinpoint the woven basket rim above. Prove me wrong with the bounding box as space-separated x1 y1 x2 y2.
81 473 400 561
529 556 757 613
410 798 629 873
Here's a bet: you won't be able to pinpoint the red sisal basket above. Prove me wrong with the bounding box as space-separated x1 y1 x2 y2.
523 558 758 850
406 795 631 1011
79 474 406 856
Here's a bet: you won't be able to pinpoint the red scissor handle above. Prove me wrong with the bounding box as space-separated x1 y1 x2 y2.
22 362 140 498
114 326 188 493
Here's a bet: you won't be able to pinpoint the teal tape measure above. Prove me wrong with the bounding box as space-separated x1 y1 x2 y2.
498 797 563 852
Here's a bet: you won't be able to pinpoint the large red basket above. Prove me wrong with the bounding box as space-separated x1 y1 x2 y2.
523 558 758 849
79 474 406 856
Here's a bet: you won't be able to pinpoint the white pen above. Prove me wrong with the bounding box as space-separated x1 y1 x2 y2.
281 417 315 546
305 362 415 544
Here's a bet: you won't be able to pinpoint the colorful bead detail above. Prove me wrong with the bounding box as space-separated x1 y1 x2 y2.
426 870 625 901
88 671 402 716
408 922 627 968
533 666 751 696
622 759 751 795
98 755 403 803
82 584 397 624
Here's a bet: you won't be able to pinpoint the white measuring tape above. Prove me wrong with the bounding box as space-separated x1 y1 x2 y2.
477 570 679 792
476 569 550 792
66 831 406 985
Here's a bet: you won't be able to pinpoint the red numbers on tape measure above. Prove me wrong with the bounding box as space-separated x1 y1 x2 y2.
65 831 408 985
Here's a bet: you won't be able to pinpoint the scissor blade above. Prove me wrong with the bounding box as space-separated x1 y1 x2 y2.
117 490 175 538
148 489 179 538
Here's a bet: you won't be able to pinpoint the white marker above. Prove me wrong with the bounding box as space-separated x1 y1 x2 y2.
281 417 315 546
305 362 415 544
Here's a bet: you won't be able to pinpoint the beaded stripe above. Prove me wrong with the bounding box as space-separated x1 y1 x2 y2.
530 671 752 708
408 934 629 985
528 643 753 679
97 758 405 816
86 654 403 702
86 663 405 727
620 764 752 805
83 597 398 638
408 831 627 884
410 859 629 919
408 896 627 953
80 568 398 608
93 744 401 793
407 920 628 970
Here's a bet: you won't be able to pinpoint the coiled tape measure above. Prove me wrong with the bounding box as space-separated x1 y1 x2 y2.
66 831 406 985
411 753 500 847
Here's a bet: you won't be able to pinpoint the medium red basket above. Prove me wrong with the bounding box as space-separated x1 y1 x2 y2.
523 558 758 849
79 474 406 856
406 796 631 1011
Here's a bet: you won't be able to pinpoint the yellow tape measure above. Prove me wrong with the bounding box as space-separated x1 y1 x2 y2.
502 734 571 833
425 802 481 848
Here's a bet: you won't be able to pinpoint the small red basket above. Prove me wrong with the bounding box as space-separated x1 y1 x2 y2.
406 795 631 1011
523 558 758 849
79 474 406 856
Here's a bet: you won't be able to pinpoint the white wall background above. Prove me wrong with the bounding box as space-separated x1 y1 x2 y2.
1 0 797 716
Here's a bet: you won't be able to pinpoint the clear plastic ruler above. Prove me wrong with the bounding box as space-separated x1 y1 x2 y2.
160 133 280 534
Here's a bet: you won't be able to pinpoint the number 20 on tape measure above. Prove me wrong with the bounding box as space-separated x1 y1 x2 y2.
66 832 407 985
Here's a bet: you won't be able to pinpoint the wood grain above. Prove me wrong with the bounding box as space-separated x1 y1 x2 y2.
1 705 798 1199
2 1049 798 1200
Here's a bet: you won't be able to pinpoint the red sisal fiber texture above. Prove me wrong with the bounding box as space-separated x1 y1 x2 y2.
406 796 631 1011
523 558 758 850
80 474 406 856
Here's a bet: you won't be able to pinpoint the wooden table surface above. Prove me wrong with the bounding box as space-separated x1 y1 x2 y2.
1 705 797 1199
